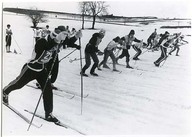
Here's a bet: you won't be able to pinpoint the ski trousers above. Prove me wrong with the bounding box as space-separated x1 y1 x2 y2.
99 48 116 69
3 63 53 114
118 49 130 63
6 35 12 47
154 46 167 65
82 51 99 73
132 45 142 59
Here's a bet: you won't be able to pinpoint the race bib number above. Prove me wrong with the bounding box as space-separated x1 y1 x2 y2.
37 50 53 64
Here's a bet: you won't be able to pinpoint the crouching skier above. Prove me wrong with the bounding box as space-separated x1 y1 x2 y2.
132 40 147 60
98 36 122 71
3 28 67 123
116 30 141 68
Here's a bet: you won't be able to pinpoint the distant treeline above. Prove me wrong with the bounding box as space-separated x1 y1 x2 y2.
3 7 158 20
3 7 191 25
161 26 191 29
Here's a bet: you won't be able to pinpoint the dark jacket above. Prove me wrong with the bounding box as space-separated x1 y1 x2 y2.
27 36 59 72
85 33 102 53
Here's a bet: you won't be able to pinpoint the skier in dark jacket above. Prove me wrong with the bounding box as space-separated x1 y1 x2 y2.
154 31 171 67
81 29 105 77
147 29 157 49
3 27 67 123
37 27 82 90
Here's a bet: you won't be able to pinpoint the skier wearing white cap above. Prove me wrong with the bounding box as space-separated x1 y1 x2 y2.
3 26 68 123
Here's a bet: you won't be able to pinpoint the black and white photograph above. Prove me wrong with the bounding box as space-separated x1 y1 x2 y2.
1 0 192 136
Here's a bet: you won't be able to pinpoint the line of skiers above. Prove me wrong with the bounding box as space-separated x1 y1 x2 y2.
3 24 188 123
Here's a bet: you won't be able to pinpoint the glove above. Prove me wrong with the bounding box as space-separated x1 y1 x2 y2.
97 51 104 55
76 45 81 50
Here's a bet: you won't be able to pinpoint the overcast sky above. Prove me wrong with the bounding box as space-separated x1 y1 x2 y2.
2 0 192 18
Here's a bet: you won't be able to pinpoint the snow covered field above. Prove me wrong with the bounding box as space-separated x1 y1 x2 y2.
2 13 192 137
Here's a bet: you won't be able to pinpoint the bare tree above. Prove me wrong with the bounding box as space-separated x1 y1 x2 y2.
79 1 108 29
25 8 48 28
79 2 89 29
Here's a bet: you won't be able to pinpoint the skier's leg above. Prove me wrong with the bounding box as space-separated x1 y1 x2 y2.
176 47 180 56
110 52 117 70
81 52 91 73
36 70 53 115
3 64 36 104
103 50 110 69
3 64 36 95
154 46 167 65
90 53 99 74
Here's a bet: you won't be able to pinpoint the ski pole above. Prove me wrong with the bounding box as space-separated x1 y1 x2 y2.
59 48 77 63
27 45 60 131
13 35 22 54
79 38 84 115
69 57 85 63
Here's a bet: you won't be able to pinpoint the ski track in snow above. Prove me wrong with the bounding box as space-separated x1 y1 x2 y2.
2 13 191 136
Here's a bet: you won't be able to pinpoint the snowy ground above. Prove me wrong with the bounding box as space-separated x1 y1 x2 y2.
2 13 192 137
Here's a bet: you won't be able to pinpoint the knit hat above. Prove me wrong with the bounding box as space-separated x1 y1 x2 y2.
54 32 67 43
99 29 106 35
50 28 61 39
99 29 105 38
129 30 135 35
165 31 169 34
57 25 65 32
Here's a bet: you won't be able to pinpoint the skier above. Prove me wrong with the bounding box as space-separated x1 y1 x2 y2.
5 24 13 53
33 27 42 42
154 31 173 67
44 25 51 37
169 34 188 56
132 40 147 60
3 27 68 122
116 30 141 68
36 26 81 90
98 36 122 71
147 29 157 49
81 29 105 77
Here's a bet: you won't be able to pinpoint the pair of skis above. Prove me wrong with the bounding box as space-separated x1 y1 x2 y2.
26 84 89 99
3 103 85 135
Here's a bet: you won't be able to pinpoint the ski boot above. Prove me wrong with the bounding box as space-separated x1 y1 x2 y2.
45 113 59 123
90 72 98 76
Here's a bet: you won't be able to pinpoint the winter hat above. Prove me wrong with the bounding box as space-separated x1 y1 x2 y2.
113 36 120 42
57 25 65 32
129 30 135 35
99 29 106 35
165 31 169 35
99 29 105 38
55 31 68 43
